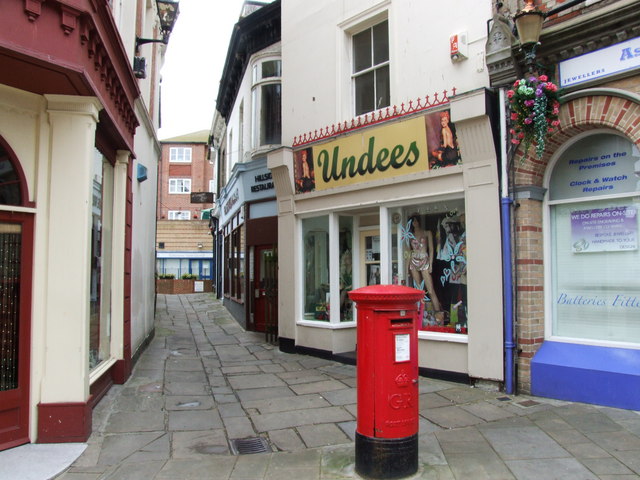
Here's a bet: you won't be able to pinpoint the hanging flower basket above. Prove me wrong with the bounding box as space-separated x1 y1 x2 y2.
508 74 560 158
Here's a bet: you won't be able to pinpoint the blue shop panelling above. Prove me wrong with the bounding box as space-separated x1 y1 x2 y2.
531 341 640 410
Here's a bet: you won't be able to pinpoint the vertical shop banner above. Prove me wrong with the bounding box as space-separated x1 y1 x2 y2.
571 206 638 253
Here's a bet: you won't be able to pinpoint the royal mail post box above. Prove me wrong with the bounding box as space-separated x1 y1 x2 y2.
348 285 423 480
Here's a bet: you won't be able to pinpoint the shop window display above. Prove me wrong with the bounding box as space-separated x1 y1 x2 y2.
339 217 354 322
89 149 113 369
302 216 330 320
392 201 467 333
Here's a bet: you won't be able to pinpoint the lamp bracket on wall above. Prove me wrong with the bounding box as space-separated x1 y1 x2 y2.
135 37 168 50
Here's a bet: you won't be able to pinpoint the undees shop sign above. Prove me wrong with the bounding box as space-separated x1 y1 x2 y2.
305 116 429 191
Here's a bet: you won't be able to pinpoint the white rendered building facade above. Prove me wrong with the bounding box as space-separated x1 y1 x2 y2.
268 0 505 384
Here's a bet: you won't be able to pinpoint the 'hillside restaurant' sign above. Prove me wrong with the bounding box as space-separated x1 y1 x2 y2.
190 191 214 204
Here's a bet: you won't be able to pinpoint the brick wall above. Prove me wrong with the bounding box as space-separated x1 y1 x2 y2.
158 139 214 219
156 279 214 294
156 220 213 252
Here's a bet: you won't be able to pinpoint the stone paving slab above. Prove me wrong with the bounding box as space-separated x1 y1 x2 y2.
235 386 296 402
104 412 165 434
156 457 237 480
227 373 287 390
289 379 349 395
421 405 485 429
223 416 257 439
165 395 216 411
482 426 571 460
167 409 223 431
171 430 229 458
319 388 356 406
297 423 350 448
505 458 599 480
446 452 516 479
268 429 306 452
251 406 354 432
242 393 331 413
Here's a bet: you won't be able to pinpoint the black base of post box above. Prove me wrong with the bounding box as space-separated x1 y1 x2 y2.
355 432 418 479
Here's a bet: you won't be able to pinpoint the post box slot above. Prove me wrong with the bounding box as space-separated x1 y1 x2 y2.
390 318 411 325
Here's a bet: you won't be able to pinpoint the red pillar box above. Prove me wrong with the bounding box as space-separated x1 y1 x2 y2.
348 285 423 480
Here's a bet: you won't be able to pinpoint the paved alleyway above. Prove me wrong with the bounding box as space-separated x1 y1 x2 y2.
51 294 640 479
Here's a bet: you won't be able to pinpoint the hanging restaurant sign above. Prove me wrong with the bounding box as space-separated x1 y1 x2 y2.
190 192 214 204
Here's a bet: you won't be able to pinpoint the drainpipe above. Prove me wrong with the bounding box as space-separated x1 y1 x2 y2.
499 87 516 394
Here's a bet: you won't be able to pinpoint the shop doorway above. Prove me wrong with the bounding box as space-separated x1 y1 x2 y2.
254 245 278 341
360 229 381 286
0 213 33 450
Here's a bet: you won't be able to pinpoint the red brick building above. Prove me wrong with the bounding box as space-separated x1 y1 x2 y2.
157 131 215 280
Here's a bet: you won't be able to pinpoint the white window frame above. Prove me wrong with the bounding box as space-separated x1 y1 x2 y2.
543 129 640 350
169 178 191 194
170 147 192 163
338 4 391 120
168 210 191 220
251 56 282 149
209 180 215 193
351 20 390 116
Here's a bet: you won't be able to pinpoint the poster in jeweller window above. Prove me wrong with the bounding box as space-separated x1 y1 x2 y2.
571 206 638 253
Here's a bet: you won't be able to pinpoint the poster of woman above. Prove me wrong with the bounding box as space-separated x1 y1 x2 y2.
425 109 462 169
294 148 315 193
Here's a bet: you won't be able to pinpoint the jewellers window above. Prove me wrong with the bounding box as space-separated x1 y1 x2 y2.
548 133 640 344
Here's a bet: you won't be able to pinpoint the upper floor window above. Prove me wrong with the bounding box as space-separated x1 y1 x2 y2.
352 20 389 116
169 178 191 194
252 58 282 148
170 147 192 163
0 140 23 205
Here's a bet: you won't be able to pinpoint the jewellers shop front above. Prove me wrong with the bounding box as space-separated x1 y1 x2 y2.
268 90 505 383
519 32 640 410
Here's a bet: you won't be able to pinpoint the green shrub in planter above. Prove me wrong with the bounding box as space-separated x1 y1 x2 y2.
158 273 176 279
181 273 198 280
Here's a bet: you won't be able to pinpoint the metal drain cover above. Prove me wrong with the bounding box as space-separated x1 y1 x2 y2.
229 437 271 455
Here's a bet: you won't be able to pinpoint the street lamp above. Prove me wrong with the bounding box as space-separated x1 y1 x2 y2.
514 0 545 72
135 0 180 50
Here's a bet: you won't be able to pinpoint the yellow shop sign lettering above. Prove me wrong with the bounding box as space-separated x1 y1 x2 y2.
317 137 420 182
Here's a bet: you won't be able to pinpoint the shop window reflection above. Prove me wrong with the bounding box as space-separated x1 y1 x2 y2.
303 216 330 321
339 217 353 322
392 201 467 334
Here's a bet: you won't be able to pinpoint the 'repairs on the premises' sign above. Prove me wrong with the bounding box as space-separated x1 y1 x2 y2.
559 36 640 87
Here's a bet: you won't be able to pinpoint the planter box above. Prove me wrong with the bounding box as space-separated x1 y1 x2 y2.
156 279 214 294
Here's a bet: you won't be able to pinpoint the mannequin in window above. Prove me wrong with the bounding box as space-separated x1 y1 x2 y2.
438 215 467 325
408 215 442 317
339 236 353 319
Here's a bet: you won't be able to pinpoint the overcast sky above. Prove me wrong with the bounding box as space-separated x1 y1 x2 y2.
158 0 274 140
